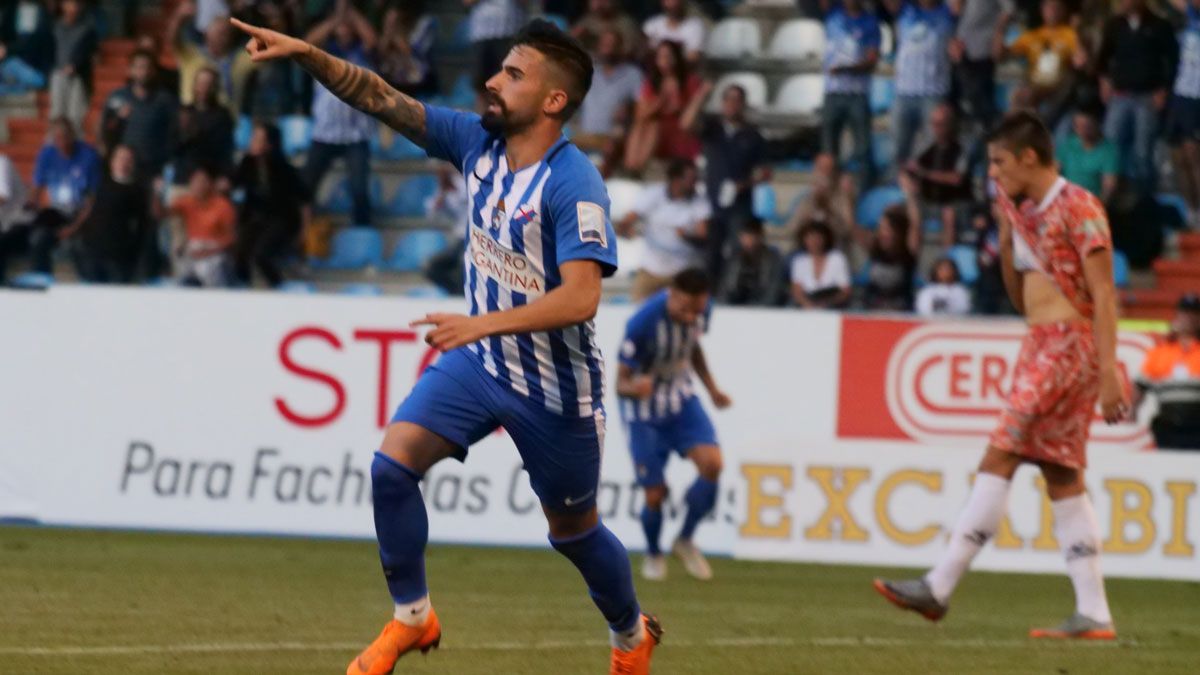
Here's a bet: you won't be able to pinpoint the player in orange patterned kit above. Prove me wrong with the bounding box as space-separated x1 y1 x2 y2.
873 111 1129 639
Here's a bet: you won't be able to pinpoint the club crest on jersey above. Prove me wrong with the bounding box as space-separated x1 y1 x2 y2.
491 198 506 232
512 204 538 227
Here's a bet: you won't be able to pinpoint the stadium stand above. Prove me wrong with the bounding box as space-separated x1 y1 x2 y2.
0 0 1193 316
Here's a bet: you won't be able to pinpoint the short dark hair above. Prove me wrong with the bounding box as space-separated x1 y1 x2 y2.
510 19 594 120
723 84 746 100
130 48 157 66
254 119 284 155
741 217 764 237
933 257 962 283
798 221 835 254
190 164 217 180
672 268 711 295
987 111 1055 166
666 158 695 180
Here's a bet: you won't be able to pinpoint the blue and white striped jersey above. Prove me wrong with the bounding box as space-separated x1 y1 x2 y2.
1175 5 1200 99
423 104 619 418
618 290 713 422
894 1 954 98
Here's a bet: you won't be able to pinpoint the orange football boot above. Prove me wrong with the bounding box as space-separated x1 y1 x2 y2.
1029 613 1117 641
609 613 663 675
346 608 442 675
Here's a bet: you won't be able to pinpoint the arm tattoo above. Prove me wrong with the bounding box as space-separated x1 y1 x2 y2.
295 43 426 145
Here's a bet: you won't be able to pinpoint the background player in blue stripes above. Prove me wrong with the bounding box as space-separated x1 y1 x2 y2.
231 17 661 675
616 268 731 582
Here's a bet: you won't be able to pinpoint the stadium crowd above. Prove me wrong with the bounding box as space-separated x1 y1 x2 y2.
0 0 1196 315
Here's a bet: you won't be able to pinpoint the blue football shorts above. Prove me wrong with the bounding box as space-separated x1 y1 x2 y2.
391 347 604 513
625 396 718 488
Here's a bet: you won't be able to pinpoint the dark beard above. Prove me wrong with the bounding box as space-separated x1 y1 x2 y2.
480 110 505 134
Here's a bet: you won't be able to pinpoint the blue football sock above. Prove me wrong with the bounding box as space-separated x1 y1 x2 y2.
679 477 718 541
371 452 429 604
550 523 641 633
640 505 664 556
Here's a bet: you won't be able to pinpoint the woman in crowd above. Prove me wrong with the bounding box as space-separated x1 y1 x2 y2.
174 66 235 190
232 121 310 287
916 256 972 316
790 221 851 309
862 204 918 312
623 40 707 173
73 145 154 283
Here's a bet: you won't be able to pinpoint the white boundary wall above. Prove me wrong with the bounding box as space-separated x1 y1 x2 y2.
0 287 1194 579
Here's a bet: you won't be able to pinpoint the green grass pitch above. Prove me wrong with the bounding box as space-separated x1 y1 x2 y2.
1 526 1197 674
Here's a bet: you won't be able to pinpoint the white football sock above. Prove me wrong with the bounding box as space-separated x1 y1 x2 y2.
394 595 431 627
1052 493 1112 624
925 473 1011 604
610 616 645 651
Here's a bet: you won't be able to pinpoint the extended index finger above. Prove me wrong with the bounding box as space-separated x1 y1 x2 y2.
229 17 264 37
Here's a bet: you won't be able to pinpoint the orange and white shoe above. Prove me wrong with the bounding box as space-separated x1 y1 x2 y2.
1029 613 1116 640
609 613 663 675
346 608 442 675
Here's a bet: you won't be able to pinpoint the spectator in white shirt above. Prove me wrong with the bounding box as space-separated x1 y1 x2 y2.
916 257 973 316
642 0 707 63
790 221 851 309
617 158 711 300
0 152 31 282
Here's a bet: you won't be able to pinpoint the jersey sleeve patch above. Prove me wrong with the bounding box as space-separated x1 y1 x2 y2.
577 201 608 247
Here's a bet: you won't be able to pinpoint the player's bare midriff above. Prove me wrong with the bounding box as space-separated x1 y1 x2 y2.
1021 271 1085 325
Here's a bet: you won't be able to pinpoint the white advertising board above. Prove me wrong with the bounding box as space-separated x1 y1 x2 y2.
0 287 1194 580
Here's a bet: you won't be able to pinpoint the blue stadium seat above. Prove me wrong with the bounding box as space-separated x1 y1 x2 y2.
386 229 450 272
448 74 476 109
853 260 872 287
856 185 906 228
404 284 450 299
994 81 1015 114
946 245 979 285
542 13 569 31
1112 249 1131 289
1004 24 1022 47
448 18 471 52
278 280 317 293
314 227 384 270
777 188 810 227
321 176 386 215
342 283 384 296
871 130 895 170
870 78 894 116
280 115 312 156
10 271 53 289
385 175 438 218
1157 193 1190 225
753 183 779 224
235 115 253 152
